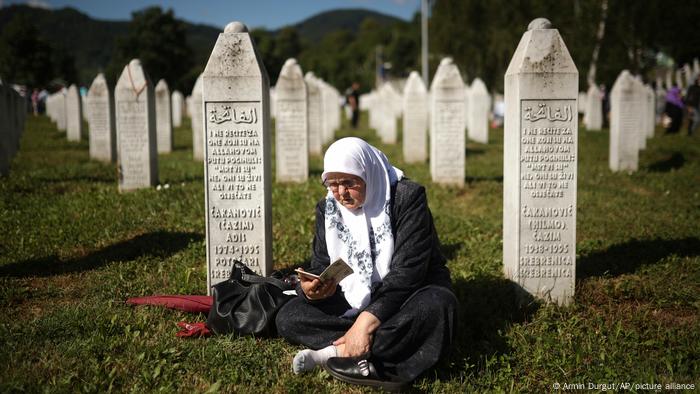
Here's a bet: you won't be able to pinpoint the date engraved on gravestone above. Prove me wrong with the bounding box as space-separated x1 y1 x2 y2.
518 99 576 282
205 101 264 280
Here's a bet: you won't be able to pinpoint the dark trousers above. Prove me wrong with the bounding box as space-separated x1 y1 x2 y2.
351 109 359 128
275 285 457 382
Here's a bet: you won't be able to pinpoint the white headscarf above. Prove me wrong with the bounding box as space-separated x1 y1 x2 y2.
321 137 404 317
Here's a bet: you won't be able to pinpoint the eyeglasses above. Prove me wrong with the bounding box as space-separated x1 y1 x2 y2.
323 178 362 192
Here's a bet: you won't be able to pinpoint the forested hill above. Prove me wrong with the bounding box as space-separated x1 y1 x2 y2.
0 4 403 88
292 9 403 43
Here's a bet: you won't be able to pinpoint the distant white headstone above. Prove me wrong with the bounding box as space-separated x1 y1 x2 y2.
275 58 308 182
609 70 639 172
171 90 184 128
203 21 273 290
191 74 204 161
645 85 655 138
87 73 116 162
583 84 603 131
155 79 173 153
115 59 158 191
66 84 83 142
467 78 490 144
402 71 428 163
503 18 578 306
577 91 587 114
430 57 466 186
304 72 322 155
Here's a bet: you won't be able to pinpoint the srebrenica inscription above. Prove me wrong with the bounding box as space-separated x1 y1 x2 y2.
203 21 273 292
504 18 578 306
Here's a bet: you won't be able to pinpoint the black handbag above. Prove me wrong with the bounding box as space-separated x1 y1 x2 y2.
207 261 294 336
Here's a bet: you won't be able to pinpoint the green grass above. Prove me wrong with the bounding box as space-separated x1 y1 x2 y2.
1 112 699 393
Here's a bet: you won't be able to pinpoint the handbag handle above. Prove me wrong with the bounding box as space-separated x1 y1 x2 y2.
240 272 289 291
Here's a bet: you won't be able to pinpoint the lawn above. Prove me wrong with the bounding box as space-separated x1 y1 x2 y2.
0 112 698 393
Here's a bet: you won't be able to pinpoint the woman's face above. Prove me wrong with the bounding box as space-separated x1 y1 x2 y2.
324 172 366 210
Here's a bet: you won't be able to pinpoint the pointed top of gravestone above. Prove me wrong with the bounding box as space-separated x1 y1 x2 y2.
440 57 453 66
129 59 141 68
155 79 168 91
505 19 576 75
284 58 297 67
404 71 427 94
224 21 248 33
528 18 552 30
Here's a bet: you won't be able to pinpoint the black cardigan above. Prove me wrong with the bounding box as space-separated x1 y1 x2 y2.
306 178 452 323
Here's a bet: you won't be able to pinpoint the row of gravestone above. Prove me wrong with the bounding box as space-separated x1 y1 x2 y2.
196 18 579 307
32 18 657 307
0 83 26 177
662 59 699 91
359 67 492 187
45 77 187 165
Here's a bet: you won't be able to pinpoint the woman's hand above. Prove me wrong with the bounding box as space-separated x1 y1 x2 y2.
333 311 381 357
298 268 336 300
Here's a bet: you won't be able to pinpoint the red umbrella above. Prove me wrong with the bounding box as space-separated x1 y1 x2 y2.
126 295 212 314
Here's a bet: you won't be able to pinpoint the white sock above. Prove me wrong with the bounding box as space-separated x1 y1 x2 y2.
292 345 337 374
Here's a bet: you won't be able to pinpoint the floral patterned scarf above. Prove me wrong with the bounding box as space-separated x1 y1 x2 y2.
321 137 403 317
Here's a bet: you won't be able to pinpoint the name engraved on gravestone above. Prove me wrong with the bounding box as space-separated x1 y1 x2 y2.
518 99 576 281
276 99 307 179
205 101 264 281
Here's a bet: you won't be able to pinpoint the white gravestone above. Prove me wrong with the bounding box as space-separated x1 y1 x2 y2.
191 74 204 161
632 77 647 151
645 85 655 138
274 58 308 182
304 72 322 155
378 83 397 144
87 73 116 162
155 79 173 153
430 57 466 186
66 84 83 142
402 71 428 163
115 59 158 191
171 90 184 128
503 18 578 306
609 70 639 172
583 84 603 131
577 91 587 115
203 22 273 291
467 78 491 144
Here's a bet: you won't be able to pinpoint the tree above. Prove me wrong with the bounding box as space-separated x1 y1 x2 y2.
0 14 54 87
106 7 193 92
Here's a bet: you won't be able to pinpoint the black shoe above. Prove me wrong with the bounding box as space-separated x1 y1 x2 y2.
324 356 406 392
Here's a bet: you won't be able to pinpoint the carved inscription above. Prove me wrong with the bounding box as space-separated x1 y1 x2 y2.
206 101 264 280
433 100 465 180
118 100 149 187
276 99 306 178
88 98 110 156
518 99 576 280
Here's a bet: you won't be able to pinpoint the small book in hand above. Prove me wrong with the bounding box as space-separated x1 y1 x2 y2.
295 258 353 284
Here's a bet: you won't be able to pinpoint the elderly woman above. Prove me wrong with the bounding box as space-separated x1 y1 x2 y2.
275 137 457 390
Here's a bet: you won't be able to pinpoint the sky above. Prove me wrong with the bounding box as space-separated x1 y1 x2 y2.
1 0 420 30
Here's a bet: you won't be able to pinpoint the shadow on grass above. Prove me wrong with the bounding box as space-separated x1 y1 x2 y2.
466 175 503 183
440 242 463 260
465 147 486 156
646 152 685 172
577 237 700 280
0 231 203 278
429 275 538 382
